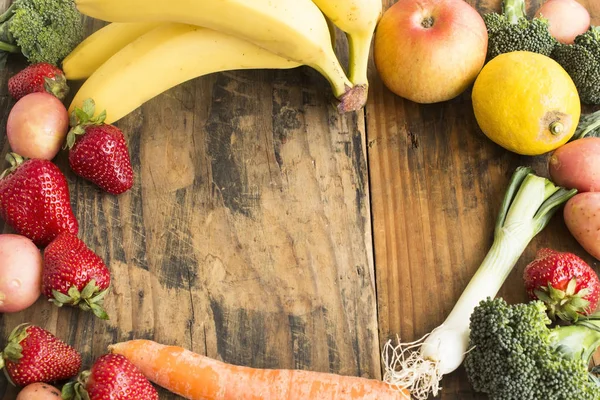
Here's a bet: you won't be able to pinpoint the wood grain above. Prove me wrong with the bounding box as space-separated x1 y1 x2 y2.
0 8 378 399
368 0 600 398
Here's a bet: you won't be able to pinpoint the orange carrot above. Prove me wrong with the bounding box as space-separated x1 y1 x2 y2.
109 340 411 400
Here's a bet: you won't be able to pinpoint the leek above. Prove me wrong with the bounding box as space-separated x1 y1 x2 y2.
382 166 577 400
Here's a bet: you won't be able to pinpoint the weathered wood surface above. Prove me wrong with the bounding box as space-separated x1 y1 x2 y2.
369 0 600 398
0 6 379 399
1 0 599 399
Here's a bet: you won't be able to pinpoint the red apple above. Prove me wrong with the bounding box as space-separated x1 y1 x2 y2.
536 0 590 45
374 0 488 104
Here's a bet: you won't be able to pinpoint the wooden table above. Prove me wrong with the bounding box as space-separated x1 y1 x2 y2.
0 0 598 398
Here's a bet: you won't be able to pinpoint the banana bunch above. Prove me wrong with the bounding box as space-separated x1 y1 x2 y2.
66 0 382 123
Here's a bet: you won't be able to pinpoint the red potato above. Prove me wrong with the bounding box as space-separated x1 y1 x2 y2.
549 137 600 192
564 192 600 261
17 383 61 400
7 92 69 160
536 0 590 44
0 234 43 313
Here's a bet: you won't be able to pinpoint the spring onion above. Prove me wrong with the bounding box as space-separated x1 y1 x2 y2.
382 166 577 400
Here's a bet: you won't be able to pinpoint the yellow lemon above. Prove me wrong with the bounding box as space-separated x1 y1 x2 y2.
472 51 580 156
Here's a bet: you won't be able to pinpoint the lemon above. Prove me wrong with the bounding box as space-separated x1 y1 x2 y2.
472 51 580 156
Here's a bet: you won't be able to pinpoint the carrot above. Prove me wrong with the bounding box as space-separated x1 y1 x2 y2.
108 340 411 400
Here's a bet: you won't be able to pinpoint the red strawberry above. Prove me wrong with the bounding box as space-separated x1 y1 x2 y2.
0 153 78 247
43 233 111 320
8 63 69 101
0 324 81 387
67 99 133 195
62 354 158 400
523 248 600 321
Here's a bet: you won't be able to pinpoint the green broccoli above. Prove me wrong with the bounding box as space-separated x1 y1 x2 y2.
0 0 84 67
464 297 600 400
552 27 600 105
484 0 557 61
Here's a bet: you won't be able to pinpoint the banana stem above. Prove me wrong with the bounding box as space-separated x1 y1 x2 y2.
347 32 372 87
310 47 366 113
311 58 352 99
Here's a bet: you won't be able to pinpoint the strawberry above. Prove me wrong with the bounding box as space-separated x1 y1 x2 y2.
0 324 81 387
43 233 111 320
62 354 158 400
8 63 69 101
0 153 78 247
523 248 600 321
66 98 134 195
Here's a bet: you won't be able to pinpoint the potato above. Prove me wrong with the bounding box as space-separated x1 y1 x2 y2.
564 192 600 260
535 0 590 44
17 383 61 400
0 234 43 313
549 137 600 192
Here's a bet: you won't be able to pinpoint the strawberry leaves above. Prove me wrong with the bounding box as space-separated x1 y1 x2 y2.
66 98 107 149
50 280 110 320
61 370 92 400
534 278 592 322
0 323 29 368
43 73 69 101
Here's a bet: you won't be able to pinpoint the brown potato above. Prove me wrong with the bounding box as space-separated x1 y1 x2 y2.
549 137 600 192
564 192 600 261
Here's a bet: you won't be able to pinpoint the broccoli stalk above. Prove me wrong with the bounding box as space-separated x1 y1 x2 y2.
484 0 557 61
552 27 600 105
0 0 84 67
502 0 526 24
465 298 600 399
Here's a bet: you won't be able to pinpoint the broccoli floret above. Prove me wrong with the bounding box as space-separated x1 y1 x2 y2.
552 27 600 105
0 0 84 67
464 297 600 400
484 0 557 61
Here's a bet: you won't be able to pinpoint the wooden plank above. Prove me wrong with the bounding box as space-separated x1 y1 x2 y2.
368 0 600 398
0 8 378 399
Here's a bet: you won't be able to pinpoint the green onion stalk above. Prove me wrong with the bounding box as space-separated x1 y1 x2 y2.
572 109 600 141
382 167 577 400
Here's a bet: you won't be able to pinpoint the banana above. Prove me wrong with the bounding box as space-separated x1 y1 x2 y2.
74 0 367 113
311 0 382 86
62 22 161 80
68 24 301 124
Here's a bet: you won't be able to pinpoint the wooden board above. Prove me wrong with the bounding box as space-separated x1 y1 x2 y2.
1 0 600 399
368 0 600 398
0 5 379 399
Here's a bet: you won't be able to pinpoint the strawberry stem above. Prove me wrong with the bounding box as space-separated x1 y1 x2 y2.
536 278 592 322
0 153 25 179
65 98 107 150
61 370 91 400
44 74 69 102
50 282 110 320
0 323 29 373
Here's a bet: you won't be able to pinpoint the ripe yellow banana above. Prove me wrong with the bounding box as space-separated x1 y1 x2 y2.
311 0 382 86
62 22 161 80
69 24 301 124
74 0 367 112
